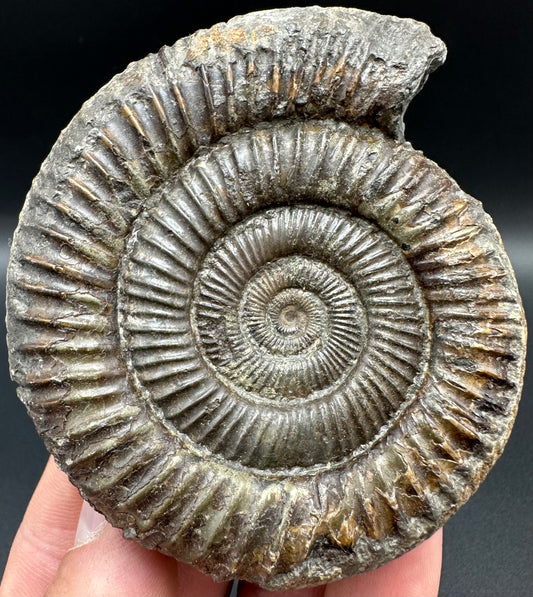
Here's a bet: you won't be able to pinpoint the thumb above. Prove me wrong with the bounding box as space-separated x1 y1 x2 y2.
45 502 179 597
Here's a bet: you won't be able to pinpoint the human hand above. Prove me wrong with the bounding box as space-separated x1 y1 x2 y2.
0 457 442 596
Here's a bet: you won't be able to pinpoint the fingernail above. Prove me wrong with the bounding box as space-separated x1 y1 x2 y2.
74 500 107 547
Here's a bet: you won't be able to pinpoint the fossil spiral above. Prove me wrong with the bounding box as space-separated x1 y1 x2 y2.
6 6 526 589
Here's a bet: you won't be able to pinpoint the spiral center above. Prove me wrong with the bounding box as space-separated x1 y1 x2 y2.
246 283 329 358
276 298 308 333
191 236 365 401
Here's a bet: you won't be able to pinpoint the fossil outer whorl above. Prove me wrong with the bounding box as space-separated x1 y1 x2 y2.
5 6 526 590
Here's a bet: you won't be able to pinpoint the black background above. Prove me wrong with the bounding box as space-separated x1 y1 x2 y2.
1 1 531 595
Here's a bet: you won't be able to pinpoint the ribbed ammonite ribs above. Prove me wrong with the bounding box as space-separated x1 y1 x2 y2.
6 6 526 590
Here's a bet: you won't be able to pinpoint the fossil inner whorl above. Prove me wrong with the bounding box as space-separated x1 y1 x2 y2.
193 214 367 400
119 145 431 470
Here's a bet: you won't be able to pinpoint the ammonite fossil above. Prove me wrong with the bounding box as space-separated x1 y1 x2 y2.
6 6 527 590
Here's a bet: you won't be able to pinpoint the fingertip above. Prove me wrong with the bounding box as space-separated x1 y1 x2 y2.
237 581 325 597
175 561 232 597
45 524 180 597
325 530 443 597
0 456 83 596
